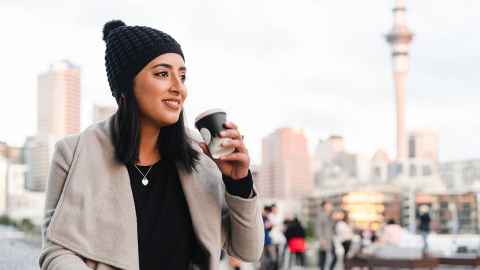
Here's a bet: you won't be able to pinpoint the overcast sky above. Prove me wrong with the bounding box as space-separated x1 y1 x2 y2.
0 0 478 164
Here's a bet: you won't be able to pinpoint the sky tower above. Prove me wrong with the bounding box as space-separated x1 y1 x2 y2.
386 0 414 160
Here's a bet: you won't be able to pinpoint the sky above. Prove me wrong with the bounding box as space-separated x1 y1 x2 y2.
0 0 478 165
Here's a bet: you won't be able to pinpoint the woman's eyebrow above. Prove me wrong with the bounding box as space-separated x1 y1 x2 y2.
151 63 187 71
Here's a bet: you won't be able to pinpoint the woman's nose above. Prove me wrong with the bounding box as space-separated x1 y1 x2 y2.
170 76 186 95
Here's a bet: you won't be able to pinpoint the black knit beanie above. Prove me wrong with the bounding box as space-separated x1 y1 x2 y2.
102 20 184 99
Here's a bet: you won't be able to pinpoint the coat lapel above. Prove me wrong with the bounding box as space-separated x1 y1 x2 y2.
177 158 224 269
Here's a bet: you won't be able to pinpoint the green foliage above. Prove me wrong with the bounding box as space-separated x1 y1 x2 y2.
0 215 38 233
0 215 16 226
18 218 35 232
305 220 316 241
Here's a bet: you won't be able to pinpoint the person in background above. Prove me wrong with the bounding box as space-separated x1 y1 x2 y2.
284 217 307 267
378 219 404 245
267 204 285 269
263 206 273 249
361 222 377 248
334 210 354 267
417 205 431 254
315 201 335 270
260 206 275 270
280 217 292 267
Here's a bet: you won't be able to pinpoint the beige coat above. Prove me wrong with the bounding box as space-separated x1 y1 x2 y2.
315 211 334 251
38 116 264 270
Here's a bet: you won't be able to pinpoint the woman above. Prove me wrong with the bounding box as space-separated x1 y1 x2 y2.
417 204 431 253
334 211 353 259
378 219 404 245
38 20 264 270
284 218 306 267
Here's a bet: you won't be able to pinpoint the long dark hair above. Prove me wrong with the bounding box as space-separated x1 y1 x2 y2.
110 84 199 173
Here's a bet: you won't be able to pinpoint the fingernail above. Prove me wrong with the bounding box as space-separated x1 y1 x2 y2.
220 131 226 136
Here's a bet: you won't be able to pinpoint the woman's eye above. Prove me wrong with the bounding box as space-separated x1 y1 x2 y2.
154 71 168 78
181 74 187 82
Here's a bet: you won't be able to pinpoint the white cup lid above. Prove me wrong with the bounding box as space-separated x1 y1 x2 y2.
194 108 226 123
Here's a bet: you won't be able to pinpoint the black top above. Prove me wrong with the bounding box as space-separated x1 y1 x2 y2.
127 159 253 270
284 220 306 241
418 213 431 232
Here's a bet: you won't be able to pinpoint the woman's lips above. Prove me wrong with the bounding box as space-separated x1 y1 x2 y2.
162 99 181 110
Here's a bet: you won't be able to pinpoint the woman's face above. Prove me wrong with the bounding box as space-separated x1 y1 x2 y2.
133 53 187 127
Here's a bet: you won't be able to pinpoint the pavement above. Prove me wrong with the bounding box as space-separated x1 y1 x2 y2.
1 225 474 270
0 225 41 270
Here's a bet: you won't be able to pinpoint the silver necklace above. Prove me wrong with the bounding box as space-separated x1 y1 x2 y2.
133 163 154 186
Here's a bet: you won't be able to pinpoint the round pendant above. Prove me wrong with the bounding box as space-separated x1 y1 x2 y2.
142 177 149 186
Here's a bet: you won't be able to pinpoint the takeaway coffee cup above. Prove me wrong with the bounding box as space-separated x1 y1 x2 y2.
195 109 236 159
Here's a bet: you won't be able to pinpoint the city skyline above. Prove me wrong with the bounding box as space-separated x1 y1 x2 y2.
0 0 479 164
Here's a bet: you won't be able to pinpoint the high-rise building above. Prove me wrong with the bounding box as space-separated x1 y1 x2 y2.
371 149 391 182
312 138 333 175
0 142 29 216
313 135 370 189
385 0 414 160
313 135 347 173
93 104 117 123
259 128 312 199
37 60 81 136
327 135 345 153
1 141 46 223
440 160 480 191
408 130 438 161
24 135 59 192
25 60 81 192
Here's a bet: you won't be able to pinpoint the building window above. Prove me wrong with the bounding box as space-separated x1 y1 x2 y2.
444 175 454 188
397 164 403 174
463 166 475 185
388 163 403 178
422 165 432 176
410 164 417 177
475 167 480 180
408 136 416 158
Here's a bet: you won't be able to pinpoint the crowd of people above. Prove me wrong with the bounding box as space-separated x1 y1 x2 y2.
315 201 355 270
225 201 432 270
256 202 356 270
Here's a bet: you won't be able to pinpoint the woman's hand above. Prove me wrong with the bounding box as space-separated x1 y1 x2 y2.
199 121 250 180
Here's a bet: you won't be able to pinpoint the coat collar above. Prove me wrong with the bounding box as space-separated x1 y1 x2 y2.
46 116 222 270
